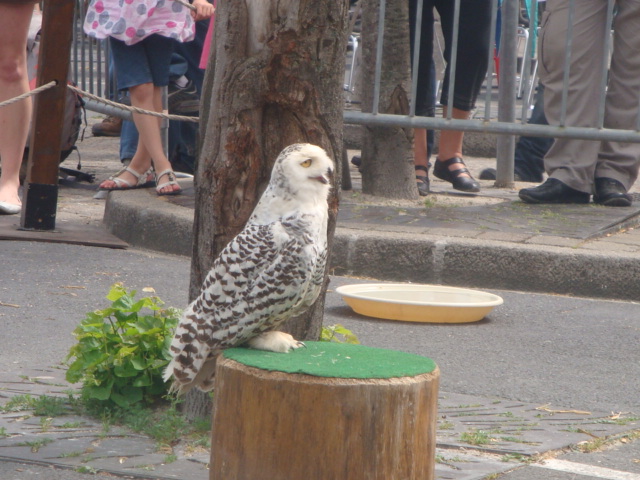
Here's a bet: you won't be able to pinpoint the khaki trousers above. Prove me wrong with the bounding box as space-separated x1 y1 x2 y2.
539 0 640 193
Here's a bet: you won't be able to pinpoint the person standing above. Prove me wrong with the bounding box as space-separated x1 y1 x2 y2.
409 0 493 194
519 1 640 206
0 0 36 215
84 0 213 195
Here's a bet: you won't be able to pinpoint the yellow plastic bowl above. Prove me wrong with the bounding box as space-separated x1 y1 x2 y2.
336 284 503 323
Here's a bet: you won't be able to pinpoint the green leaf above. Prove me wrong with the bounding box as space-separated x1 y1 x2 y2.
110 386 143 408
130 356 147 371
149 358 169 370
320 324 360 344
114 363 138 378
66 359 86 383
132 374 152 387
116 345 138 359
84 377 114 401
105 283 128 302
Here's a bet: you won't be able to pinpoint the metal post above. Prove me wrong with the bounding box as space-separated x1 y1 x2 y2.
20 0 75 231
409 0 423 117
495 0 518 188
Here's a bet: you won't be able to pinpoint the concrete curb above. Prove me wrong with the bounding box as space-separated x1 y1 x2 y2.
331 228 640 301
104 189 640 301
104 190 194 257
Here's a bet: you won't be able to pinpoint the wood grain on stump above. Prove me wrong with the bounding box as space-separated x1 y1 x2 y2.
210 342 439 480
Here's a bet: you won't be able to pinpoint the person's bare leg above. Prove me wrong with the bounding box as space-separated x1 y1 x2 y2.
0 3 34 209
436 107 472 178
99 83 179 194
414 128 429 170
432 107 480 192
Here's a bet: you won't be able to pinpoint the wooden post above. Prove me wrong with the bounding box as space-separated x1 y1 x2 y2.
210 342 440 480
20 0 75 231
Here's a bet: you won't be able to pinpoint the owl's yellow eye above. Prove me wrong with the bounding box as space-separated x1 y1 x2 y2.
300 159 312 168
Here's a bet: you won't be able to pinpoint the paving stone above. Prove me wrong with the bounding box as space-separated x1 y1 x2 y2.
2 388 637 480
437 392 639 456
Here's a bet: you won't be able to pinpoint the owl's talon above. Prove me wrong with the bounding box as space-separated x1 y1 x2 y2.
248 331 305 353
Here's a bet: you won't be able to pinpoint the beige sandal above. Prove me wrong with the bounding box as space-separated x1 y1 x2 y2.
100 166 155 191
155 168 182 196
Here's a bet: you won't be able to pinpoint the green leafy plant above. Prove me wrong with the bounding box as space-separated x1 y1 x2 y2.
320 324 360 344
65 283 181 408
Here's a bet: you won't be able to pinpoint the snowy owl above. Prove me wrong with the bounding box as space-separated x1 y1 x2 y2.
164 143 334 393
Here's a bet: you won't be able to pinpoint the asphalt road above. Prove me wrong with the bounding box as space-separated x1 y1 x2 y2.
2 241 639 416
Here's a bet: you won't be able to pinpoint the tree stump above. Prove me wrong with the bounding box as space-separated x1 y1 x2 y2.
210 342 440 480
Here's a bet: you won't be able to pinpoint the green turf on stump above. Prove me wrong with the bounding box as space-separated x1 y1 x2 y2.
223 341 436 379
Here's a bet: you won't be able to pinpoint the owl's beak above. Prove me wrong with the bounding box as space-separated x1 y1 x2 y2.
313 167 333 185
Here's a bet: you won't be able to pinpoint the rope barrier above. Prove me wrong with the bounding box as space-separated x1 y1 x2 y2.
67 84 200 123
0 80 57 109
0 81 200 124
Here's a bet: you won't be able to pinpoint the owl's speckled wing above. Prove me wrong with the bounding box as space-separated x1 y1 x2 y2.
166 217 326 392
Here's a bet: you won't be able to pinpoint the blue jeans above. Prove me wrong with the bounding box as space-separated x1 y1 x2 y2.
514 84 552 182
109 35 175 90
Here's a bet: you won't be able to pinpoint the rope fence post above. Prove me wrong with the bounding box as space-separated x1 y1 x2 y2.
20 0 75 231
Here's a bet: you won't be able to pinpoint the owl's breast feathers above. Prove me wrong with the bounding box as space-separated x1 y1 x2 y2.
166 213 327 388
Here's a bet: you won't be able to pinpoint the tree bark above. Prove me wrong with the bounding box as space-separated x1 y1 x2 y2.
360 0 417 199
183 0 349 420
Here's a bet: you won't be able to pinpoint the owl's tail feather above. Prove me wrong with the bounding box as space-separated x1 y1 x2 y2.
164 354 219 395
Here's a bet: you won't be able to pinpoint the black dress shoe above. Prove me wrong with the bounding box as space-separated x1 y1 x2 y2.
593 177 632 207
433 157 480 192
519 178 590 204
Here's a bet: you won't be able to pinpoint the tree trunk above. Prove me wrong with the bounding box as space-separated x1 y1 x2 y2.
210 354 440 480
182 0 349 420
360 0 417 199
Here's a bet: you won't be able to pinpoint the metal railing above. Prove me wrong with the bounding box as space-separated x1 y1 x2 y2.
71 0 113 100
70 0 640 177
344 0 640 185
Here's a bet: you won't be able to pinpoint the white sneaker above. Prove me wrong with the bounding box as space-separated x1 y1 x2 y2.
0 201 21 215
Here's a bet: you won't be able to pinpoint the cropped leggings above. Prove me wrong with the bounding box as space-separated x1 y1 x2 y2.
409 0 492 116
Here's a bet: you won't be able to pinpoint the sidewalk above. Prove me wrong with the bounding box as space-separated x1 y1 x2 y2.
4 128 640 303
104 149 640 301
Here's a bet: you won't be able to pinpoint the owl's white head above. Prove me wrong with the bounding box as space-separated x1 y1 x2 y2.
250 144 334 224
270 143 334 201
